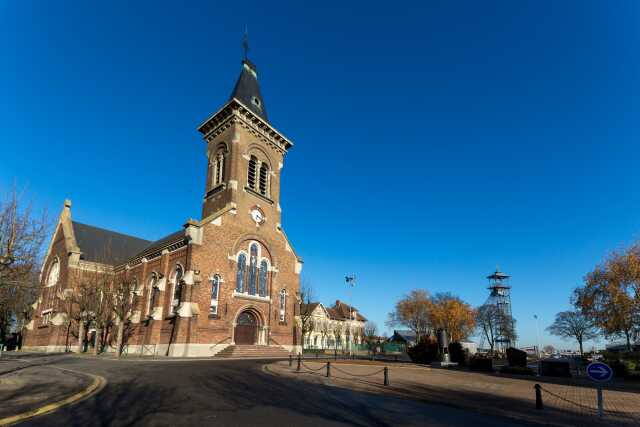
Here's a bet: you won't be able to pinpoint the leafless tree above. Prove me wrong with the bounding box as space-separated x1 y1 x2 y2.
297 280 315 348
547 310 599 356
476 304 516 355
110 275 137 357
364 321 378 357
0 188 47 345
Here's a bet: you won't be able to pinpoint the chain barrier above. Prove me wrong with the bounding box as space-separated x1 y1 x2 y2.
300 360 328 372
331 364 386 377
539 384 597 413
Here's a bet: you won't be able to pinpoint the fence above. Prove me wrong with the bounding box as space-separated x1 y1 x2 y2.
290 354 389 386
533 382 640 426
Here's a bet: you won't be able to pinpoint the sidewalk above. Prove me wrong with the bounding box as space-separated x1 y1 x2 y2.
0 356 99 424
268 361 640 427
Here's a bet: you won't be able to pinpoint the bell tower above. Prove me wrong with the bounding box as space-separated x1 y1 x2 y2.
197 51 293 231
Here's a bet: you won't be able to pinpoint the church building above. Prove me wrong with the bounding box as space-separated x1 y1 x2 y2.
23 54 303 357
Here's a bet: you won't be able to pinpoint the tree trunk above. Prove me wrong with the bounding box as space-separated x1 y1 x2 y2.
77 321 85 353
116 321 124 358
626 331 632 352
94 327 101 355
578 338 584 356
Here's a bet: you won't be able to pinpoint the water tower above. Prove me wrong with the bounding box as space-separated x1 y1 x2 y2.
485 269 515 352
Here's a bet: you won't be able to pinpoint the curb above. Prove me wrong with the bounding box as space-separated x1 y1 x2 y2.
0 368 106 426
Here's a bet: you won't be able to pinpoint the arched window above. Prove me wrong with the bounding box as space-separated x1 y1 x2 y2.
258 260 268 297
210 275 220 316
248 243 258 295
213 150 225 186
129 278 139 304
236 253 246 293
279 289 286 322
247 156 258 190
171 264 184 313
259 163 269 196
47 258 60 287
148 274 160 316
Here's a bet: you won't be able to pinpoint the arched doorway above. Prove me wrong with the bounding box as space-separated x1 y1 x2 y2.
234 311 258 345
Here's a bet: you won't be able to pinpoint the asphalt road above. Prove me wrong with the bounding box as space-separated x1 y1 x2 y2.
18 356 527 427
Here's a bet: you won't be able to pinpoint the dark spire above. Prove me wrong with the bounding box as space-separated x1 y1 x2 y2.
229 32 268 121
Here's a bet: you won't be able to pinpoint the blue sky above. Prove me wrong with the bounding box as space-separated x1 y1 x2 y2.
1 1 639 350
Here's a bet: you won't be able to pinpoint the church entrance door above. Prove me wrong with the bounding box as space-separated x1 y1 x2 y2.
234 311 258 345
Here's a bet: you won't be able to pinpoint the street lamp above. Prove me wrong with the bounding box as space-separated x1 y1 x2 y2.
534 314 541 359
345 275 356 357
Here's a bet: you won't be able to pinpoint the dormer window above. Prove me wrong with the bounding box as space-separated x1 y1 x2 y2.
251 96 262 110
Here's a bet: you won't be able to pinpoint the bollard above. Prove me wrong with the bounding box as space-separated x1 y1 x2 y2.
597 385 603 418
334 349 337 360
384 367 389 386
327 361 331 378
534 384 543 410
289 354 292 367
315 351 318 359
297 354 301 372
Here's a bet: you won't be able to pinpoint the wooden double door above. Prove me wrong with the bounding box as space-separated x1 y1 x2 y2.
234 311 258 345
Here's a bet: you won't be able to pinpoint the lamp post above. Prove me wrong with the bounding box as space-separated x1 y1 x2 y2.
534 314 541 360
345 275 356 357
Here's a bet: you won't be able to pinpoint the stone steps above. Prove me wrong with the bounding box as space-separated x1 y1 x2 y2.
215 345 291 358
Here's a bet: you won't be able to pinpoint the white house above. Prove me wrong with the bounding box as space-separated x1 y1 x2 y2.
301 300 366 351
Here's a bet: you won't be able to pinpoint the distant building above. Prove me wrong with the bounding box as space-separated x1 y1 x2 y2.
301 300 366 350
389 330 417 347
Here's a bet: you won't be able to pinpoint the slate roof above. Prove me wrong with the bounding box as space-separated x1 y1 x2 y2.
72 221 151 266
230 59 268 122
390 330 417 344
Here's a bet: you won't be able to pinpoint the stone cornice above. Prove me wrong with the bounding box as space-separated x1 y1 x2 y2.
197 99 293 154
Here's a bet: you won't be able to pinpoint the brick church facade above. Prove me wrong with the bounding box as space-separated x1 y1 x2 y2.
23 56 303 357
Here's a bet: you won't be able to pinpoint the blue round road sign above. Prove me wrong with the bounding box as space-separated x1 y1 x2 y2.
586 362 613 382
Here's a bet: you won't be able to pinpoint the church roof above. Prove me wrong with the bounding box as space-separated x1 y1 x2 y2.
72 221 151 265
229 59 268 122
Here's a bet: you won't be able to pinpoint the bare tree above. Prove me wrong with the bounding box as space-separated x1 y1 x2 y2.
298 281 316 349
547 310 599 356
364 321 378 357
476 304 516 355
0 188 47 345
543 344 556 355
332 322 344 352
111 276 137 357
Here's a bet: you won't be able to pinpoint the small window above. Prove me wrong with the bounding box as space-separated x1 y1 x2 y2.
148 274 160 316
213 151 225 186
210 275 220 316
251 96 262 109
171 264 184 313
279 289 286 322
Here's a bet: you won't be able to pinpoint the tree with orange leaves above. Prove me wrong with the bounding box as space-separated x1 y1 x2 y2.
574 246 640 351
429 293 476 343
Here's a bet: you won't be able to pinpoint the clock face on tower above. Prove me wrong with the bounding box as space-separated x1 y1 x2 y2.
250 207 265 225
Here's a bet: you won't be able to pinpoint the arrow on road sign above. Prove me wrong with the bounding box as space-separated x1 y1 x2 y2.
587 362 613 382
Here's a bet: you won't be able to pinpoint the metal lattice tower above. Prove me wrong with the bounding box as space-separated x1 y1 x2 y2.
484 269 515 352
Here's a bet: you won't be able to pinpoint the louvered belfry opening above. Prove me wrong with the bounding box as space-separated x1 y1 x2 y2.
247 156 258 189
259 163 269 196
